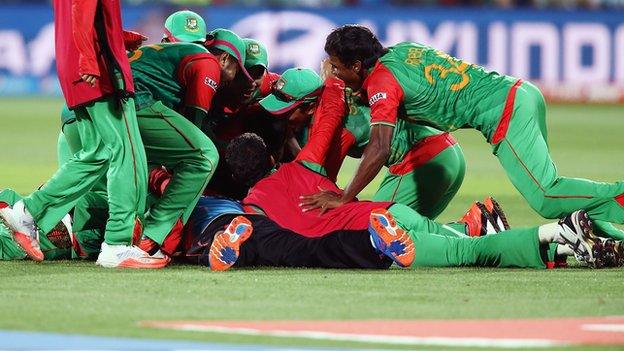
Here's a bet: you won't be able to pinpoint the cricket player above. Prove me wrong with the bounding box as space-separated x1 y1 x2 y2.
222 133 623 270
0 0 170 268
303 25 624 229
260 67 468 221
130 28 251 256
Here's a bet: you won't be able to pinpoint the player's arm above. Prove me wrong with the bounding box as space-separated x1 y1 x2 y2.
300 69 403 212
180 57 221 127
72 0 99 85
295 77 347 172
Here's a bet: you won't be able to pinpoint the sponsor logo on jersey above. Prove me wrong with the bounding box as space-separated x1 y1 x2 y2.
204 77 218 91
369 92 387 105
186 17 199 32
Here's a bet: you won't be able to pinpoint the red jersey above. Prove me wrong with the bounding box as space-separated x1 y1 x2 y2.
243 162 392 237
53 0 134 108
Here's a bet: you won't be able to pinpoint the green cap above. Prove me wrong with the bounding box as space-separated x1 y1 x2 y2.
259 68 323 114
243 38 269 69
163 10 207 43
206 28 251 81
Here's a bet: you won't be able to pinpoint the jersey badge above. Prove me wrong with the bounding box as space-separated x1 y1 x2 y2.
204 77 218 91
369 92 387 106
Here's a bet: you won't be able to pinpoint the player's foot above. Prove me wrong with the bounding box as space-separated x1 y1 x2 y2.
0 200 43 261
595 239 624 268
96 243 170 269
209 216 253 271
368 208 415 268
458 202 498 237
483 197 510 231
556 210 603 268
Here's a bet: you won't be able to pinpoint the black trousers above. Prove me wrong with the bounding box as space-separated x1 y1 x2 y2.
184 214 392 269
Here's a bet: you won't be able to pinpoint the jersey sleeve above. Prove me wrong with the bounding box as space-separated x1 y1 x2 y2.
72 0 99 77
180 58 221 113
365 63 404 127
296 77 346 171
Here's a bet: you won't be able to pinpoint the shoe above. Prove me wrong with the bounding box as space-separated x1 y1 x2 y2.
46 213 73 249
368 208 415 268
458 202 498 237
556 210 601 268
596 239 624 268
0 200 43 262
138 235 159 255
483 197 510 231
209 216 253 271
96 242 170 269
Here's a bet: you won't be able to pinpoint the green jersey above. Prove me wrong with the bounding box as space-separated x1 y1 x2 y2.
129 43 221 113
345 88 442 166
365 42 517 140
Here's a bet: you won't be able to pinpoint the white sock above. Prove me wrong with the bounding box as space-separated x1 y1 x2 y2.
555 244 574 257
538 222 560 244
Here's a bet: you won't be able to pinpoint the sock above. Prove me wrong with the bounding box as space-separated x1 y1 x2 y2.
538 222 560 244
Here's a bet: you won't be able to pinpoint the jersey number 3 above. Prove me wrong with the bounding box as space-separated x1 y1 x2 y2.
424 51 470 92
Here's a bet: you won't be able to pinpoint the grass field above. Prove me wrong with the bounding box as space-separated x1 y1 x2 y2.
0 97 623 350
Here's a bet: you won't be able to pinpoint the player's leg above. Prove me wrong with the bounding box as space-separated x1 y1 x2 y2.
137 102 218 246
494 84 624 223
189 214 391 270
373 141 466 219
388 203 467 238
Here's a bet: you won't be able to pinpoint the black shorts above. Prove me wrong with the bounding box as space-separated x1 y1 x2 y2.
184 214 391 269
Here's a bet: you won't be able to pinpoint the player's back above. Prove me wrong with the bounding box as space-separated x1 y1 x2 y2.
379 42 517 139
129 42 212 111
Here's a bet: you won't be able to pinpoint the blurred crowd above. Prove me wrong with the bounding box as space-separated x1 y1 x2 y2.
3 0 624 8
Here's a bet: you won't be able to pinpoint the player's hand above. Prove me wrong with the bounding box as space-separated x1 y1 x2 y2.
80 74 99 87
123 30 148 51
299 187 345 214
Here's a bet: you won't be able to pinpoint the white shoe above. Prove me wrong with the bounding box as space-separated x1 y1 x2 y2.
96 242 170 269
0 200 43 261
556 210 597 267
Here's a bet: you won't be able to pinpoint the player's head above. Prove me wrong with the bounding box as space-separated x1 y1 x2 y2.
259 68 322 131
243 38 270 100
162 10 207 44
324 24 385 90
205 28 252 83
225 133 273 187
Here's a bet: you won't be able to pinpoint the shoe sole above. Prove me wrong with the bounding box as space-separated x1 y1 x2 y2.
368 209 415 268
209 216 253 271
0 210 44 262
96 256 170 269
484 197 510 231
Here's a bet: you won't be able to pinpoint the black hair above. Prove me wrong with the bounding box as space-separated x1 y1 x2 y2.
324 24 386 69
225 133 272 187
207 47 226 56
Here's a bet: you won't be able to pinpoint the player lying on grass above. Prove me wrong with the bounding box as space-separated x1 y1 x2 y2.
0 0 169 268
222 133 623 269
261 67 466 221
303 25 624 234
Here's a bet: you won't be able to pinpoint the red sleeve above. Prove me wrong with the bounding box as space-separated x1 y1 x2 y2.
323 128 356 181
72 0 99 77
259 72 281 97
180 57 221 112
364 63 404 126
296 77 346 169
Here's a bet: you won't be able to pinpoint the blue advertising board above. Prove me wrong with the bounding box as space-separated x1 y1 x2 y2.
0 6 623 101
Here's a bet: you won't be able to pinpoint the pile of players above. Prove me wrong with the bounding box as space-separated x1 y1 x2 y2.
1 4 623 271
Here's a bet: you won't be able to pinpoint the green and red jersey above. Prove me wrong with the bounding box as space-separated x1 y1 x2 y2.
129 43 221 114
363 42 517 141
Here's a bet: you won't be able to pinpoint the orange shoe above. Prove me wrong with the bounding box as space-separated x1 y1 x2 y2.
209 216 253 271
96 243 170 269
368 208 415 268
483 197 510 231
0 201 43 261
458 202 497 237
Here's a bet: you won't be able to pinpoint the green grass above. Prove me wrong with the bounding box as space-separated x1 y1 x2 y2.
0 98 623 350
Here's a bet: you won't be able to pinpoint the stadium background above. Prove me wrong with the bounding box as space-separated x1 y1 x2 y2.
0 1 623 350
